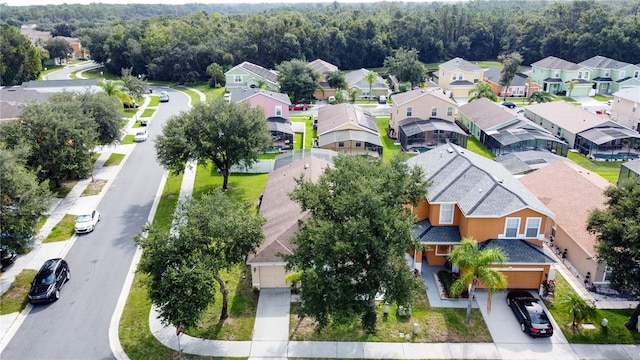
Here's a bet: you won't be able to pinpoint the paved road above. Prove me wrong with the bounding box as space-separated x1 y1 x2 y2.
1 88 190 360
46 61 102 80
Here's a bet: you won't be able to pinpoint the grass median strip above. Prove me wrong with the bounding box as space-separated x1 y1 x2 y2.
0 269 37 315
44 214 76 243
104 153 126 166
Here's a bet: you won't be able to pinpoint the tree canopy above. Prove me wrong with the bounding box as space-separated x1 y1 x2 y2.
587 178 640 298
383 47 424 87
276 59 319 102
155 99 272 190
498 51 523 99
467 80 498 102
135 190 265 327
0 24 42 86
284 155 429 333
44 37 73 62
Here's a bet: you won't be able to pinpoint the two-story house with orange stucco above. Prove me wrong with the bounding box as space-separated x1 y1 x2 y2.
406 143 557 289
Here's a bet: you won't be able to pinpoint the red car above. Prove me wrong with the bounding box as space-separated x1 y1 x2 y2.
289 104 308 111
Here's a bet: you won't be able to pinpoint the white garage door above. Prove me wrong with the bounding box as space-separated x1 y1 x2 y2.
259 266 287 288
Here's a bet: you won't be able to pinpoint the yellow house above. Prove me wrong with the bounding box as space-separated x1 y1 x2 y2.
436 57 485 99
406 143 557 289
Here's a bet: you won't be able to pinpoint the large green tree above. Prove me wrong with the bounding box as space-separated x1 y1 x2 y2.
0 144 51 253
284 155 429 333
448 238 507 325
497 51 523 99
276 59 319 103
0 24 42 86
383 47 424 87
155 99 271 190
587 178 640 298
1 94 98 188
325 70 347 90
528 90 553 104
44 37 73 62
467 80 498 102
120 67 148 100
135 190 265 327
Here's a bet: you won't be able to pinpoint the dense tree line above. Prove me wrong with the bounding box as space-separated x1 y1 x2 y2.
2 1 640 84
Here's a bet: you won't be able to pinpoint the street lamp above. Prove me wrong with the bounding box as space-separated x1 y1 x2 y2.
44 67 47 80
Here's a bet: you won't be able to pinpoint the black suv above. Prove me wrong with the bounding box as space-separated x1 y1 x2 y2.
28 258 70 304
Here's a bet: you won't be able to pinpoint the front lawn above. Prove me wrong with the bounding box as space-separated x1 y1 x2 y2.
375 116 409 162
104 153 126 166
290 290 491 343
567 151 621 184
191 161 268 205
0 269 37 314
466 137 495 159
545 273 640 344
44 214 76 243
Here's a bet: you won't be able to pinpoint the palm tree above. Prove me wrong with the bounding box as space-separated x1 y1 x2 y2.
467 80 498 102
560 292 596 330
348 87 358 103
255 78 268 90
528 90 553 104
98 79 132 107
448 238 507 325
566 79 578 99
364 70 378 101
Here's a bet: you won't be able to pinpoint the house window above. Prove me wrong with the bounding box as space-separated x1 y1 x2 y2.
578 71 583 79
439 203 454 224
633 104 637 113
525 218 541 238
338 141 345 148
504 218 520 238
234 75 242 83
620 70 626 79
584 71 590 80
557 127 562 136
604 69 610 77
435 245 451 256
355 141 362 147
447 107 453 116
634 70 639 79
554 70 560 78
406 107 413 117
451 73 457 81
431 107 437 116
275 106 282 116
458 73 463 80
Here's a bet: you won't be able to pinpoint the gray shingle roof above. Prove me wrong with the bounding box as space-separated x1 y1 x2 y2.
439 57 482 72
579 55 631 70
317 129 383 147
391 87 454 106
484 68 529 87
406 143 554 218
345 68 388 90
308 59 338 74
531 56 580 71
413 218 462 244
317 103 379 136
478 239 555 264
237 61 279 84
230 88 291 104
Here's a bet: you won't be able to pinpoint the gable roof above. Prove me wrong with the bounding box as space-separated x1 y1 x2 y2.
228 61 278 84
484 68 529 87
439 57 483 72
247 151 336 264
406 143 553 218
479 239 555 264
345 68 388 90
391 87 455 107
613 86 640 102
579 55 632 70
519 161 609 258
458 98 522 132
308 59 338 74
230 88 291 105
531 56 581 71
316 103 379 136
525 102 610 134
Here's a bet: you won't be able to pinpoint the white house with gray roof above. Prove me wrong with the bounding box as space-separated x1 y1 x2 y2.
225 61 279 92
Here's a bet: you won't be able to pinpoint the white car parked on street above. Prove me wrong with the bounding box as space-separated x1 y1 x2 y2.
134 130 148 142
75 209 100 234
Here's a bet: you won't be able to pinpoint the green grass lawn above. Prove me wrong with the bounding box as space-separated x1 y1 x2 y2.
290 290 491 343
545 273 640 344
44 214 76 243
375 116 409 163
567 151 621 184
50 180 78 198
123 109 137 118
290 115 315 149
466 137 495 159
141 108 155 117
147 96 160 107
121 135 135 145
104 153 126 166
190 83 226 102
0 269 37 315
192 161 268 205
592 94 610 102
293 132 303 150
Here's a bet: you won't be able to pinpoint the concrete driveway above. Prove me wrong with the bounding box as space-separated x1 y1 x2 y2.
474 290 579 359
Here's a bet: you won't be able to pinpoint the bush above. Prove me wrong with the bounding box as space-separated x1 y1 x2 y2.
438 270 469 298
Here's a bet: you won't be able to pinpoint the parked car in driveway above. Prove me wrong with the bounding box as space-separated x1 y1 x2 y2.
289 103 308 111
28 258 70 304
74 209 100 234
501 101 516 109
506 290 554 337
134 130 148 142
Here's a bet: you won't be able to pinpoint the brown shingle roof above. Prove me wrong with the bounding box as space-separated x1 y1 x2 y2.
519 161 609 258
247 155 334 264
308 59 338 74
390 87 454 107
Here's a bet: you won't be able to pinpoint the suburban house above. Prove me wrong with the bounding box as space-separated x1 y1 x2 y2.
524 102 640 159
388 87 465 152
618 158 640 185
308 58 339 100
609 86 640 132
457 98 568 157
315 103 383 155
225 61 279 92
20 24 84 60
231 88 293 149
483 67 540 98
578 55 640 95
247 149 337 289
529 56 593 97
434 57 484 98
520 161 611 287
406 143 556 289
344 68 389 99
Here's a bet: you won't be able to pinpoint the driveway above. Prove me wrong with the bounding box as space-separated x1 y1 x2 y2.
474 290 578 360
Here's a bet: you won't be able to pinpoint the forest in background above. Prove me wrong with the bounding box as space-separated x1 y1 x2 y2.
2 1 640 83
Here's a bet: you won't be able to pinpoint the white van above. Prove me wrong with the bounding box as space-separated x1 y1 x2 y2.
377 95 387 104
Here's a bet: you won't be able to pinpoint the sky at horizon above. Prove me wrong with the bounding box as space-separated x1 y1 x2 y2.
4 0 459 6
